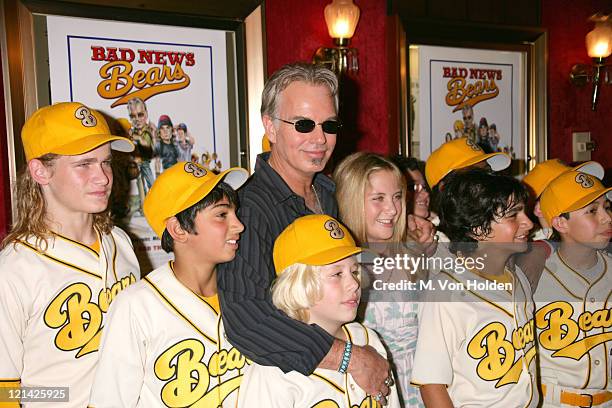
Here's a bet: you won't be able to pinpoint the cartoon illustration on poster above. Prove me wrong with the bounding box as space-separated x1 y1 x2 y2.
47 15 232 269
415 45 525 162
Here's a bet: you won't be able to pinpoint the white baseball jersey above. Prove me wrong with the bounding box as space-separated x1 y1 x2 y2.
0 227 139 408
89 262 247 407
237 322 401 408
411 260 539 407
534 250 611 404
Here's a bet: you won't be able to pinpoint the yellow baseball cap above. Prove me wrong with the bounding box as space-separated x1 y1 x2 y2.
273 215 363 275
425 137 511 187
21 102 134 161
143 161 249 238
540 170 612 225
522 159 604 198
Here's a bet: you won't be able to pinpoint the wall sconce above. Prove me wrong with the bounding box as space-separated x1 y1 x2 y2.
312 0 360 76
569 14 612 111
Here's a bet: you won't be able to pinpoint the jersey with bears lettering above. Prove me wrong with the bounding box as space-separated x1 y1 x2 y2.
0 227 139 408
411 262 539 408
237 322 401 408
89 262 247 408
534 250 611 392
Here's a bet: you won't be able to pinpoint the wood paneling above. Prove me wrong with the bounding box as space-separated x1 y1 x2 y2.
389 0 540 27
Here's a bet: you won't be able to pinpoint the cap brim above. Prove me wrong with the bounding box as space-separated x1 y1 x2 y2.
563 187 612 215
219 167 250 191
52 134 135 156
455 152 511 174
573 161 604 180
179 167 249 214
300 246 364 267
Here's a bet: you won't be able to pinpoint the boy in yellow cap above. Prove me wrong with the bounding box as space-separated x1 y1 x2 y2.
516 160 604 291
425 137 511 189
425 137 511 242
89 161 249 407
534 170 611 408
522 159 604 240
237 214 401 408
0 102 139 407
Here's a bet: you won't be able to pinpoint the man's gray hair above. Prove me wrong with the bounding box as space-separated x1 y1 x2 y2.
260 62 339 118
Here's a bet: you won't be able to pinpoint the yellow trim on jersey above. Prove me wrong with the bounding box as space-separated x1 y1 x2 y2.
605 288 611 390
542 266 582 300
342 325 354 344
580 257 607 391
168 261 220 316
440 271 514 319
198 295 220 315
143 276 218 346
88 239 100 253
587 255 608 291
109 232 119 281
54 231 100 258
16 240 102 279
470 267 513 286
558 250 594 286
310 373 345 394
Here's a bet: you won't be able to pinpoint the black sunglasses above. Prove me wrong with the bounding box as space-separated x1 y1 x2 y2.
274 117 342 134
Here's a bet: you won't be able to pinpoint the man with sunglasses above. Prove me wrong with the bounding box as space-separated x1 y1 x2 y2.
218 62 393 404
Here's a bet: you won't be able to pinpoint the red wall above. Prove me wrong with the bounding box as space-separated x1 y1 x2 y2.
542 0 612 168
1 0 610 235
265 0 390 157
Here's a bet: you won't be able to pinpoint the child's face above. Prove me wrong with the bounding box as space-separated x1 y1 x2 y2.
40 143 113 217
188 196 244 263
478 198 533 252
364 170 403 242
406 168 430 219
160 125 173 142
561 196 612 249
308 257 361 333
177 129 186 140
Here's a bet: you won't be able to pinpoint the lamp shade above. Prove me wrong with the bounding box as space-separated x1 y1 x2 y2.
586 21 612 58
324 0 360 40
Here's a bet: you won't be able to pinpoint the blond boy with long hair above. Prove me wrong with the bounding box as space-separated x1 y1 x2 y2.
0 102 140 407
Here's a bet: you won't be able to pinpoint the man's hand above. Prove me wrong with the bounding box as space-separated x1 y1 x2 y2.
348 344 391 405
408 214 438 257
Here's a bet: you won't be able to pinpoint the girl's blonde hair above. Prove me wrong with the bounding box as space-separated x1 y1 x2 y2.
1 154 113 250
272 261 361 323
333 152 408 244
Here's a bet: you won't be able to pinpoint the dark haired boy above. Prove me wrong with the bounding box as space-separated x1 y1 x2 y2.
89 161 249 407
154 114 179 172
534 170 611 408
411 168 539 407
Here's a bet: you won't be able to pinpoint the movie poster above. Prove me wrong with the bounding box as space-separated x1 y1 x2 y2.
47 15 233 269
415 45 525 162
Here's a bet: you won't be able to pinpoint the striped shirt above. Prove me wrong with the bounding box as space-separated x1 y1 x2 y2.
217 152 338 375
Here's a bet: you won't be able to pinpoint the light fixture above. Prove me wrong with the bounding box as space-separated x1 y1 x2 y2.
569 13 612 111
313 0 360 76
